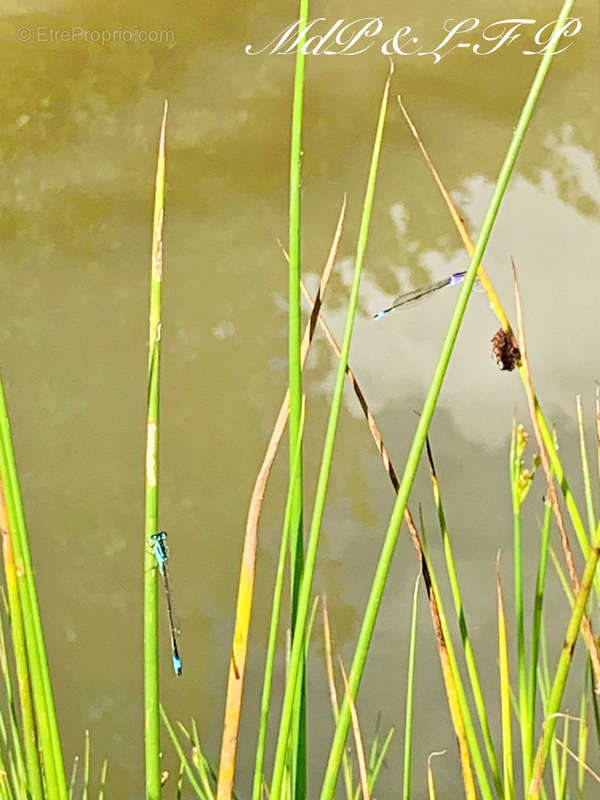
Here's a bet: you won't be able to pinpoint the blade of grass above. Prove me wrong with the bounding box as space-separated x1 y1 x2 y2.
322 597 354 800
286 4 310 798
160 707 210 799
97 760 108 800
397 93 597 605
68 757 79 800
338 658 370 800
321 8 573 794
270 62 393 800
555 737 600 785
549 546 574 605
425 437 502 795
576 395 596 539
0 373 67 800
426 752 446 800
589 659 600 748
497 558 514 800
191 719 221 798
0 489 38 800
512 259 600 690
251 401 306 800
577 676 588 798
538 627 562 800
402 575 420 800
558 716 569 800
366 726 394 798
304 266 489 798
220 198 346 800
144 100 168 800
528 501 553 774
510 420 532 787
82 730 90 800
528 519 600 798
418 527 479 800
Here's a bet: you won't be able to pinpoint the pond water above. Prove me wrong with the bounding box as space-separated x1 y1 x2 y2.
1 1 599 796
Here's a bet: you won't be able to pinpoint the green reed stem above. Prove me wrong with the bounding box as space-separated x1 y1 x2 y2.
320 6 573 794
426 440 502 796
402 575 419 800
144 100 167 800
0 484 41 799
269 64 393 800
576 396 596 539
528 518 600 798
510 421 531 788
159 707 208 799
420 525 493 800
527 501 552 777
287 4 309 795
0 377 66 799
251 403 306 800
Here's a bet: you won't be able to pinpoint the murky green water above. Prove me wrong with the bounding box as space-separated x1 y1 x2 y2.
1 1 599 796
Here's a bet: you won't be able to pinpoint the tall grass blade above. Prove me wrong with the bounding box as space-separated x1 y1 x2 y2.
589 660 600 748
418 529 480 799
286 3 310 794
338 659 370 800
270 62 393 800
398 89 596 603
0 367 66 800
497 561 514 800
578 677 588 798
528 519 600 798
97 759 108 800
0 585 29 796
510 420 531 787
82 730 90 800
365 726 394 799
528 501 553 773
144 100 168 800
426 752 446 800
221 198 345 800
191 719 221 798
402 575 420 800
321 598 354 800
576 395 597 539
558 716 569 800
160 707 211 799
251 402 306 800
68 756 79 800
321 7 573 793
425 438 502 794
512 259 600 688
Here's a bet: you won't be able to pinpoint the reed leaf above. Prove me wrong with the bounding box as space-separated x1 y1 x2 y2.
144 100 168 800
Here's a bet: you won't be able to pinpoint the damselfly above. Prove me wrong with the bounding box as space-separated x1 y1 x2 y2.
151 531 182 676
373 271 467 319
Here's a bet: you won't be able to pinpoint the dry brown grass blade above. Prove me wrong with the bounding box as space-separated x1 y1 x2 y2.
215 197 347 799
339 656 371 800
555 737 600 783
322 596 340 720
511 258 600 690
398 93 600 692
418 540 476 800
300 284 476 797
397 95 509 331
427 750 447 800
